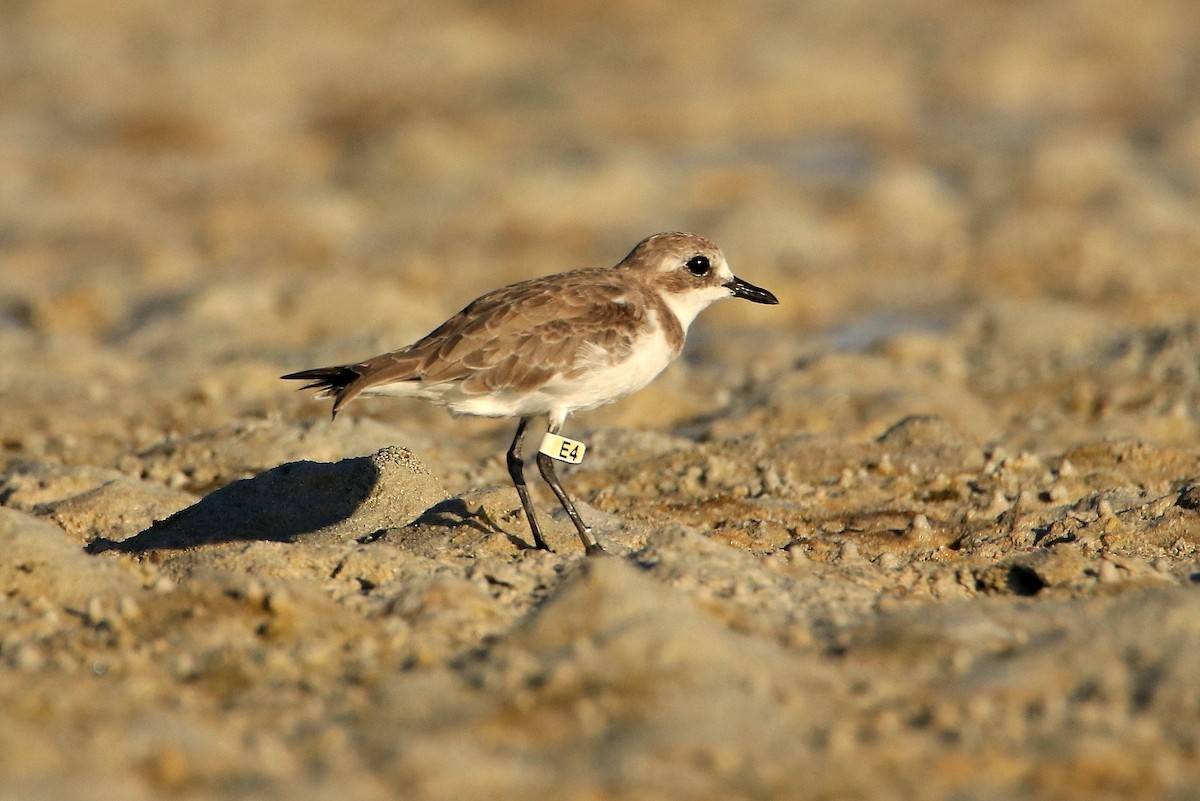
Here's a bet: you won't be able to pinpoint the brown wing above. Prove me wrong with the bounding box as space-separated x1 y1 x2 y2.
333 268 647 412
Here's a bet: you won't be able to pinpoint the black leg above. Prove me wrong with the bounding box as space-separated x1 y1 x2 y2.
536 447 606 557
506 417 550 551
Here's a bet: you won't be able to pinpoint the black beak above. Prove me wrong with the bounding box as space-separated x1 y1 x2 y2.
725 275 779 305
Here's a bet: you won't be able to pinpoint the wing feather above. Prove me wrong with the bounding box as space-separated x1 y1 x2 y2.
340 268 646 404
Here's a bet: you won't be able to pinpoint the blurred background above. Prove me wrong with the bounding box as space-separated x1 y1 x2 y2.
4 0 1200 466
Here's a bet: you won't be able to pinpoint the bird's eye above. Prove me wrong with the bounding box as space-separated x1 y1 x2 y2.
686 255 710 276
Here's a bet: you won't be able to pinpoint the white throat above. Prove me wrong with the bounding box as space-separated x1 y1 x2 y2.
659 285 732 331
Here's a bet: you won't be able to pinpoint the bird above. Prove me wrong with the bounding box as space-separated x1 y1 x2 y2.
282 232 778 555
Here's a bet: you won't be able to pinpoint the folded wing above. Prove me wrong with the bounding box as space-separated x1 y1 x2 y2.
282 268 648 417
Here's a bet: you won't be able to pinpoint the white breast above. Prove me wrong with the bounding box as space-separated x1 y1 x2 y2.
551 318 678 410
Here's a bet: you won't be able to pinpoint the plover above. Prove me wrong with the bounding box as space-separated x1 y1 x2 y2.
283 232 778 555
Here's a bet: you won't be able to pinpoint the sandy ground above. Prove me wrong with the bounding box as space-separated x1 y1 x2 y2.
5 1 1200 798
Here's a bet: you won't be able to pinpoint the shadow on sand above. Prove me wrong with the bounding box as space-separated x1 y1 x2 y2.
87 455 384 554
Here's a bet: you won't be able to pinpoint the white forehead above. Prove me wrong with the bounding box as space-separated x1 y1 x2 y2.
712 252 734 279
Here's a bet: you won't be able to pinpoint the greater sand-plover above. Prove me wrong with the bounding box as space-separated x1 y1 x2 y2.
283 232 778 555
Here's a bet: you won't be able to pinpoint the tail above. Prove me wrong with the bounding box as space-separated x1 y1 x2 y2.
280 364 366 419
